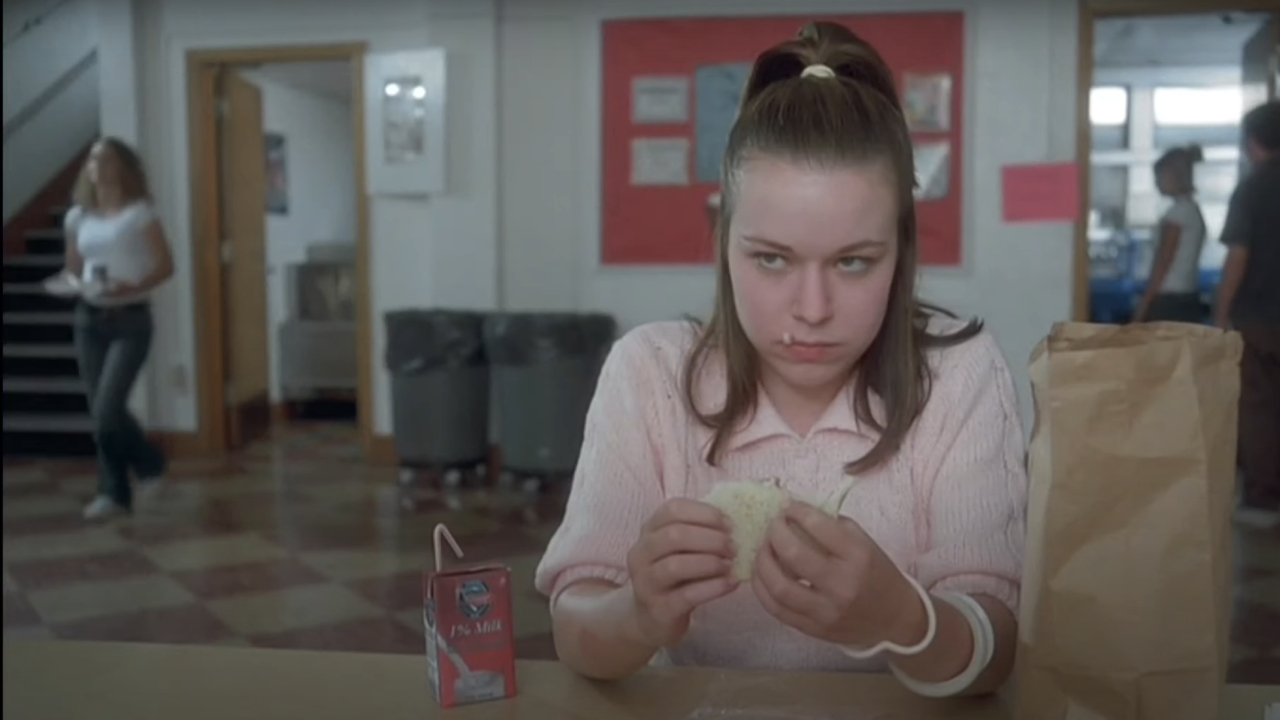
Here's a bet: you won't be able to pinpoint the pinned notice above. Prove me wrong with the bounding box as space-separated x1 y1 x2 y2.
1002 163 1079 223
631 138 690 186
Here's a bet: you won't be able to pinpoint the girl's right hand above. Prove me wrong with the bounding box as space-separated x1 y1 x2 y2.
625 498 738 648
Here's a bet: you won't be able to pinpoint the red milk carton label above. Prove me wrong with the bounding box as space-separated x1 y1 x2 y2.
423 564 517 708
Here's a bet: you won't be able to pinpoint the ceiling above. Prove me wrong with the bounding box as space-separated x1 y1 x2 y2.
248 61 352 102
1094 12 1273 68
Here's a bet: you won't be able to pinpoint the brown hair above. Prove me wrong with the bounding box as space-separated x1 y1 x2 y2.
681 21 980 475
72 137 152 210
1154 143 1203 195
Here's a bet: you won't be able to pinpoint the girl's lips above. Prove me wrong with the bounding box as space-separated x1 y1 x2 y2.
782 341 837 362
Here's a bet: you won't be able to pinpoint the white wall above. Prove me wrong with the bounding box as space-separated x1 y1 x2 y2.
95 0 142 145
133 0 498 435
1 0 99 224
2 0 94 128
1 60 99 223
237 68 358 401
3 0 141 220
501 0 1081 426
3 0 59 42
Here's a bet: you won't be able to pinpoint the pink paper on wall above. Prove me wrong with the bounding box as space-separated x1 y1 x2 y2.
1002 163 1079 223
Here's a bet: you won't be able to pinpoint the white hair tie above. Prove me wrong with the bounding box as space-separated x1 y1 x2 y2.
800 64 836 79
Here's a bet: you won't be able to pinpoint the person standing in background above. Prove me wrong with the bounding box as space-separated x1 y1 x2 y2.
1215 100 1280 528
1132 145 1206 323
52 138 175 520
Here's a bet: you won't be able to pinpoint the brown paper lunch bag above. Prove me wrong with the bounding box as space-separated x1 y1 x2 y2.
1014 322 1243 720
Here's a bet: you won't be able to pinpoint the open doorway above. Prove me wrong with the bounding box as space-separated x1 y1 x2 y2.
186 45 373 457
1075 4 1278 323
241 61 360 428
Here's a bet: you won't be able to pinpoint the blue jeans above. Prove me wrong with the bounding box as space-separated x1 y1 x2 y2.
73 302 167 508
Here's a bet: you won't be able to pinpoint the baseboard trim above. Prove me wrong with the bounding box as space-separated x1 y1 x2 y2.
149 431 420 466
151 432 205 460
369 435 397 465
271 402 290 425
366 440 505 474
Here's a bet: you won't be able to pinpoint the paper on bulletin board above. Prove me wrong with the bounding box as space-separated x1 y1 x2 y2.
913 141 951 201
1002 162 1079 223
903 73 953 132
632 76 690 124
631 138 690 186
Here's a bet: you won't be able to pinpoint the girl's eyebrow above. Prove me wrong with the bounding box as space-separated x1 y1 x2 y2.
740 235 888 254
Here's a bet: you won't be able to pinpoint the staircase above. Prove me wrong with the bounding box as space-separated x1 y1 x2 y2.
2 208 96 457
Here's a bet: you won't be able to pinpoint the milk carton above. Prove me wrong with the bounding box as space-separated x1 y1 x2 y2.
423 525 518 708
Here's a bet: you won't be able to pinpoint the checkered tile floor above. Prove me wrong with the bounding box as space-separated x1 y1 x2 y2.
2 424 1278 684
3 424 560 659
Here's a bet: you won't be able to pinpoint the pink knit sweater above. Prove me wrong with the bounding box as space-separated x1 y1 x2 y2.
534 319 1027 671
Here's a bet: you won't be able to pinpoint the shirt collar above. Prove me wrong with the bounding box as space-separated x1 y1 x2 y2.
692 356 876 452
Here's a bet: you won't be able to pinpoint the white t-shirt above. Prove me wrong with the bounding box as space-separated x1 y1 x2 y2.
1156 197 1205 295
66 201 160 307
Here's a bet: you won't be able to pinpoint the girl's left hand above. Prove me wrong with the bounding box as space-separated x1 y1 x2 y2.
752 501 926 650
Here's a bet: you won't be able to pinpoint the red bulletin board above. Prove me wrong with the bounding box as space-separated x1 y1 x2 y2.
600 13 965 267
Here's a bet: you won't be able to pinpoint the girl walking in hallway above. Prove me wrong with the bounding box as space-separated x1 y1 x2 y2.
1132 144 1206 323
54 138 174 519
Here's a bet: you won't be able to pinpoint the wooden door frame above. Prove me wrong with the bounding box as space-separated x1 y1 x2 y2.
1074 1 1280 321
187 43 372 457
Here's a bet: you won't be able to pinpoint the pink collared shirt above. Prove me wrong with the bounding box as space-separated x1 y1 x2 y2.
534 318 1027 671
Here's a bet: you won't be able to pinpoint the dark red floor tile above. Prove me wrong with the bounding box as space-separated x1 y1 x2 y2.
1227 656 1280 685
443 528 549 564
116 524 220 546
3 593 42 628
1 459 41 470
347 572 425 612
42 460 98 476
201 495 313 524
52 604 234 645
165 462 250 480
473 493 569 528
2 480 62 499
514 632 557 661
2 511 88 539
392 488 450 514
250 616 423 655
6 550 160 591
171 559 326 599
261 522 384 552
117 515 248 546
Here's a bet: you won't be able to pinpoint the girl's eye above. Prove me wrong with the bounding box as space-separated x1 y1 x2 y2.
754 253 788 271
836 257 871 273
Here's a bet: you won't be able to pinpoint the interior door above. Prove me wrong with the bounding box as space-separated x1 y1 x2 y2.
216 68 272 450
1240 14 1279 178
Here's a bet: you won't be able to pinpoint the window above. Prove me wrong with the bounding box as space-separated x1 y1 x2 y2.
1090 86 1128 126
1152 86 1242 126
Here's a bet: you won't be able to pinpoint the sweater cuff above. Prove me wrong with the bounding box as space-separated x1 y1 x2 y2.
547 564 630 608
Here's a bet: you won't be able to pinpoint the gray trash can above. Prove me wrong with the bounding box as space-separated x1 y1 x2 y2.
485 312 617 477
385 309 489 469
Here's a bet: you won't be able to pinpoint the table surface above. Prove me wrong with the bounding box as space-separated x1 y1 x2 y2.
4 640 1276 719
